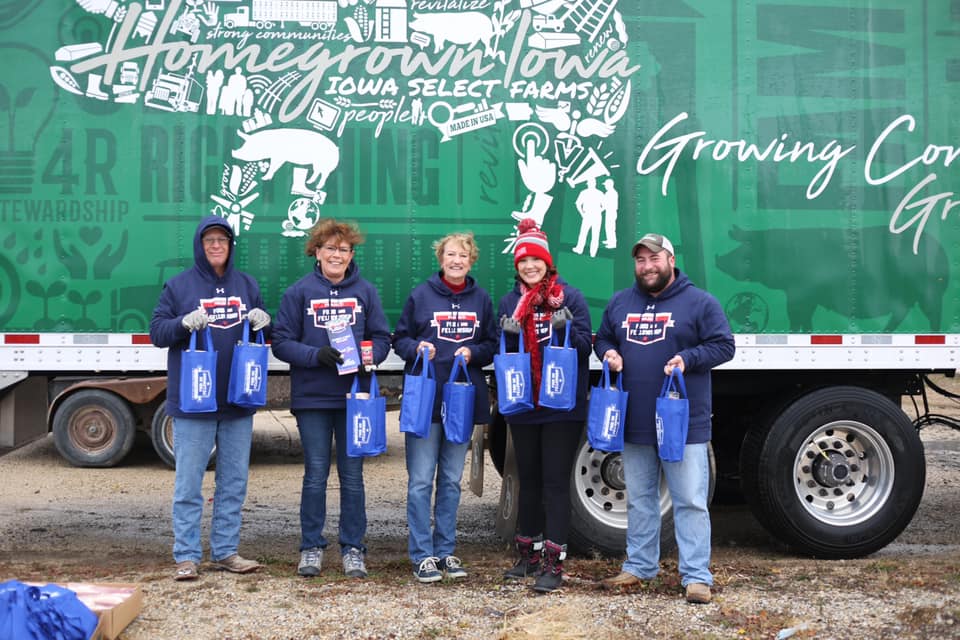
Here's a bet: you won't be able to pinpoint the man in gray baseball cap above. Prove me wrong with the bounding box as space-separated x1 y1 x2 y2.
631 233 675 257
595 229 734 604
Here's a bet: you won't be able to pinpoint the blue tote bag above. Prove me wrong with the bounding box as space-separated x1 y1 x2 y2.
441 354 475 444
179 327 218 413
399 347 436 438
0 580 99 640
586 360 629 452
346 371 387 457
656 369 690 462
227 319 269 408
494 331 533 416
538 320 577 410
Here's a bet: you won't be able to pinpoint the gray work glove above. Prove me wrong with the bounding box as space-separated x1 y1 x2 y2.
181 308 209 332
500 315 522 335
247 308 271 331
551 306 573 330
317 346 344 369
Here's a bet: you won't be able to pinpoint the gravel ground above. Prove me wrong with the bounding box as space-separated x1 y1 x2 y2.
2 395 960 639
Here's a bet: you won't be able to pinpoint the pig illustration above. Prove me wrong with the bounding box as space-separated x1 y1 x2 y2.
408 12 494 55
715 226 948 332
232 128 340 189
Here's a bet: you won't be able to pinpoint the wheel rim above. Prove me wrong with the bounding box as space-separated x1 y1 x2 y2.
69 406 118 454
792 420 896 526
574 445 627 529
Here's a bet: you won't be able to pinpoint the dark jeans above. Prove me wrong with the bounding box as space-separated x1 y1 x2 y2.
508 420 583 544
294 409 367 554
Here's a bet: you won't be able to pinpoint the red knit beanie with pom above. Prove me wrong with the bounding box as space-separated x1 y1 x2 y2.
513 218 553 269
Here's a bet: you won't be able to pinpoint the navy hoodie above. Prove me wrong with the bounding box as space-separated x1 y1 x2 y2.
496 278 593 424
149 216 267 420
593 270 735 445
393 272 498 424
271 261 391 410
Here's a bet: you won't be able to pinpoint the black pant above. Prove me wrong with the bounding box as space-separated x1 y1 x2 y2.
509 420 583 544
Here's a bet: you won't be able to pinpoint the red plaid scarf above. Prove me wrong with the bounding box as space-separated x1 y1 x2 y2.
511 273 564 402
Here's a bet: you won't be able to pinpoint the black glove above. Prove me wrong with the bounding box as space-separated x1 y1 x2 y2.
317 346 344 369
551 306 574 330
500 314 521 335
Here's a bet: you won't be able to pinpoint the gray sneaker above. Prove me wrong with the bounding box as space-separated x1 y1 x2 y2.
297 547 323 577
342 547 367 578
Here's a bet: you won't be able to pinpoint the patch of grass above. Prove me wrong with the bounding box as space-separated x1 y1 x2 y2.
863 560 901 573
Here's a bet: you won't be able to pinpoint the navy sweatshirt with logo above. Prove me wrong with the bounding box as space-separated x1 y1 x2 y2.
593 270 735 445
271 261 391 410
393 272 498 425
149 216 267 420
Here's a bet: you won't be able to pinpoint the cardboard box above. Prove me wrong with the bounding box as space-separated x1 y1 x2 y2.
28 581 142 640
67 582 143 640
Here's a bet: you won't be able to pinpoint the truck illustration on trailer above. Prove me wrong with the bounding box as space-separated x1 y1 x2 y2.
223 0 338 29
2 0 959 561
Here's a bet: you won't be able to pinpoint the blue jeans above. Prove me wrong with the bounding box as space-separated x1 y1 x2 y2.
405 422 470 563
172 415 253 563
295 409 366 554
621 442 712 586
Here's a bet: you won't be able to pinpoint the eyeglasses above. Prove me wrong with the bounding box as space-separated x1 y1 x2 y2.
321 245 353 255
203 236 230 246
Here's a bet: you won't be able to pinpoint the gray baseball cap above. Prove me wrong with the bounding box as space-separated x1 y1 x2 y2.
632 233 675 257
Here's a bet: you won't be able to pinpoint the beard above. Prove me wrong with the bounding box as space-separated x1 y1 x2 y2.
636 266 673 294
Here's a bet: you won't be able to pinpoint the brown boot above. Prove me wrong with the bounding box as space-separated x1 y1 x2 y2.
685 582 712 604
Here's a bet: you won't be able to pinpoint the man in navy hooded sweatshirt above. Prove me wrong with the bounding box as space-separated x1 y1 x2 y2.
150 215 271 582
594 233 734 604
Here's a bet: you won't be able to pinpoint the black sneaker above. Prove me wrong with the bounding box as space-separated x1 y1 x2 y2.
441 555 467 580
414 557 442 583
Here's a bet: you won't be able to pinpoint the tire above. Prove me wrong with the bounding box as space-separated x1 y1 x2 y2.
742 386 924 559
150 404 217 470
567 433 716 556
52 390 136 467
150 405 176 469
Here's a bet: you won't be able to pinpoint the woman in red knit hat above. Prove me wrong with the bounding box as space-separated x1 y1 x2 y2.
497 218 593 593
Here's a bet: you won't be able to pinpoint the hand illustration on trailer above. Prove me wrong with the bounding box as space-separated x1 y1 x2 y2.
511 129 556 227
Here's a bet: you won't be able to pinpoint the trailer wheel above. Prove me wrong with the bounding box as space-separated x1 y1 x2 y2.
52 390 136 467
567 434 716 556
150 405 216 470
742 386 924 558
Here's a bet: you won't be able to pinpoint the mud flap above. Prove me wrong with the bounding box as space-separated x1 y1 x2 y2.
469 424 485 497
494 425 520 542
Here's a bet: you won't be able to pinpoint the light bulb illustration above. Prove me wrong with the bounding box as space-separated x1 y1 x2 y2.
0 44 58 194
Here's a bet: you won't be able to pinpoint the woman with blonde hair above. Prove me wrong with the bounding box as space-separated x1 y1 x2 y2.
393 231 498 582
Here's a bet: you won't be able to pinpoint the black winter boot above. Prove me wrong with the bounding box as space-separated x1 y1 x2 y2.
532 540 566 593
503 534 543 580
